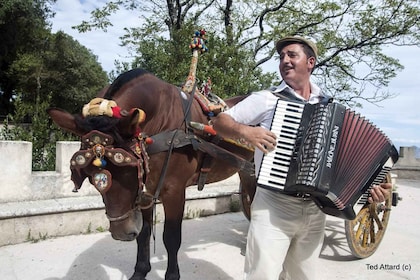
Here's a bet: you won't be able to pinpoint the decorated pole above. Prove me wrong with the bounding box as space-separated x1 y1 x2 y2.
182 29 208 94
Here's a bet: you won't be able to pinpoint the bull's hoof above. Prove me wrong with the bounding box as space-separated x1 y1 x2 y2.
165 276 180 280
129 272 146 280
165 273 180 280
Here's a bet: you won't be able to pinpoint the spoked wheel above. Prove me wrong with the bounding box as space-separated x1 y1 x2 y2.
344 174 393 258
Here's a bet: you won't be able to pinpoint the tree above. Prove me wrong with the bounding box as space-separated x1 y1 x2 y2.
0 0 56 116
75 0 419 107
1 0 107 115
0 92 72 171
38 31 108 113
121 26 277 98
1 30 108 170
0 0 109 170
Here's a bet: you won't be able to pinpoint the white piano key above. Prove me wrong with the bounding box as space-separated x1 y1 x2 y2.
257 99 305 190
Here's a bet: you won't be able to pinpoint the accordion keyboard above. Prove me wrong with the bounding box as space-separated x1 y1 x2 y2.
256 98 399 219
257 100 305 190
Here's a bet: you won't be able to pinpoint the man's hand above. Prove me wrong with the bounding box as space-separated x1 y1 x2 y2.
241 126 277 154
368 182 392 203
212 113 277 154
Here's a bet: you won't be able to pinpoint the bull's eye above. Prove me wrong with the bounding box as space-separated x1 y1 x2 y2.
114 152 124 163
75 154 86 165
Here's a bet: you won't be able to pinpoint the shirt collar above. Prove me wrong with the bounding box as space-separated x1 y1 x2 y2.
272 80 323 104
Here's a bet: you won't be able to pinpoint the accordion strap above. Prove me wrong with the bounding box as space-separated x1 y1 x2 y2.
269 85 333 105
270 87 302 102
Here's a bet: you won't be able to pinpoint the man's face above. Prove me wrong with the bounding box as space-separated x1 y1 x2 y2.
279 43 315 84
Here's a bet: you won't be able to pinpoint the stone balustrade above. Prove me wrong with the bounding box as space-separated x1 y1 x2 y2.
0 141 240 246
0 141 417 246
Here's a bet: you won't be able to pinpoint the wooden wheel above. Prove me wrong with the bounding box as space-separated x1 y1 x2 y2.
344 174 393 258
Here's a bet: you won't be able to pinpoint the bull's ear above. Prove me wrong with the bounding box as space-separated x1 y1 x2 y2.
119 108 146 137
46 108 85 136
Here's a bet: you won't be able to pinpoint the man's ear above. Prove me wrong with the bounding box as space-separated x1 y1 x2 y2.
307 56 316 69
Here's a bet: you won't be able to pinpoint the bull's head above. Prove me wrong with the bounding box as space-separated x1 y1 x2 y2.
48 99 152 241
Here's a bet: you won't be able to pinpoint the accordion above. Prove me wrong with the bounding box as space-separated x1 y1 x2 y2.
257 99 399 220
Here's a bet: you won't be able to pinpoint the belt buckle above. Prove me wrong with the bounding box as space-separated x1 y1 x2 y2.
297 192 311 201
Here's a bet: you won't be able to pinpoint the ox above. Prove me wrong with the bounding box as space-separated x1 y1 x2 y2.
47 68 255 280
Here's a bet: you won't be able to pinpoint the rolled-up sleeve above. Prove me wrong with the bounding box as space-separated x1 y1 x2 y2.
224 90 278 128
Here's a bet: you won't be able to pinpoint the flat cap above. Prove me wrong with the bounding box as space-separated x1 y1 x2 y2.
276 36 318 58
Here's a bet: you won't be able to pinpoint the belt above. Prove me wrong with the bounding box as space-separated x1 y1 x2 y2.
284 192 312 201
257 184 312 201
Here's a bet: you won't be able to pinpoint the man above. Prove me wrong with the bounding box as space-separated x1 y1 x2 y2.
212 36 391 280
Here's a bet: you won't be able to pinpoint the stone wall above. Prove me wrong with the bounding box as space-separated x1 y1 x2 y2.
393 146 420 180
0 141 418 246
0 141 241 246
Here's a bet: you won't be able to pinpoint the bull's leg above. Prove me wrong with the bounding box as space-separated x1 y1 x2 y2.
162 190 186 280
130 208 153 280
163 216 183 280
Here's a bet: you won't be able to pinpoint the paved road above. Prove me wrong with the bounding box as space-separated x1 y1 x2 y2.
0 179 418 280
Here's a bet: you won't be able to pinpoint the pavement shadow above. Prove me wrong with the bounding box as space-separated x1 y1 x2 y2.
43 213 248 280
320 219 358 261
43 235 135 280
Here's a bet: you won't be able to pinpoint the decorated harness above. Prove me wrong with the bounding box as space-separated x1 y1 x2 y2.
69 30 254 217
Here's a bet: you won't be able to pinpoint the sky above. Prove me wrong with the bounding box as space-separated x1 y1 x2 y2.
50 0 420 152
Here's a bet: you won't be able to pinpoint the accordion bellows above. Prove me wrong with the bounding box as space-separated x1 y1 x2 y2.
257 99 399 220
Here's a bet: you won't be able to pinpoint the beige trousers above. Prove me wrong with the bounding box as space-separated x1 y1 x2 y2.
244 187 326 280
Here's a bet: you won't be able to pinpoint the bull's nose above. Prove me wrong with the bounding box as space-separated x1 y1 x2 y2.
108 209 143 241
110 230 138 241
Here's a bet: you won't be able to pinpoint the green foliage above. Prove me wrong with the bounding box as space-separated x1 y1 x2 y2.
96 226 106 232
260 0 419 106
118 23 277 98
1 0 419 172
0 93 77 171
0 0 108 171
0 0 56 115
6 31 108 114
41 31 108 113
77 0 420 107
25 229 49 243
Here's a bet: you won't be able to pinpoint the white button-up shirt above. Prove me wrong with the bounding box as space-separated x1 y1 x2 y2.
224 80 324 173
